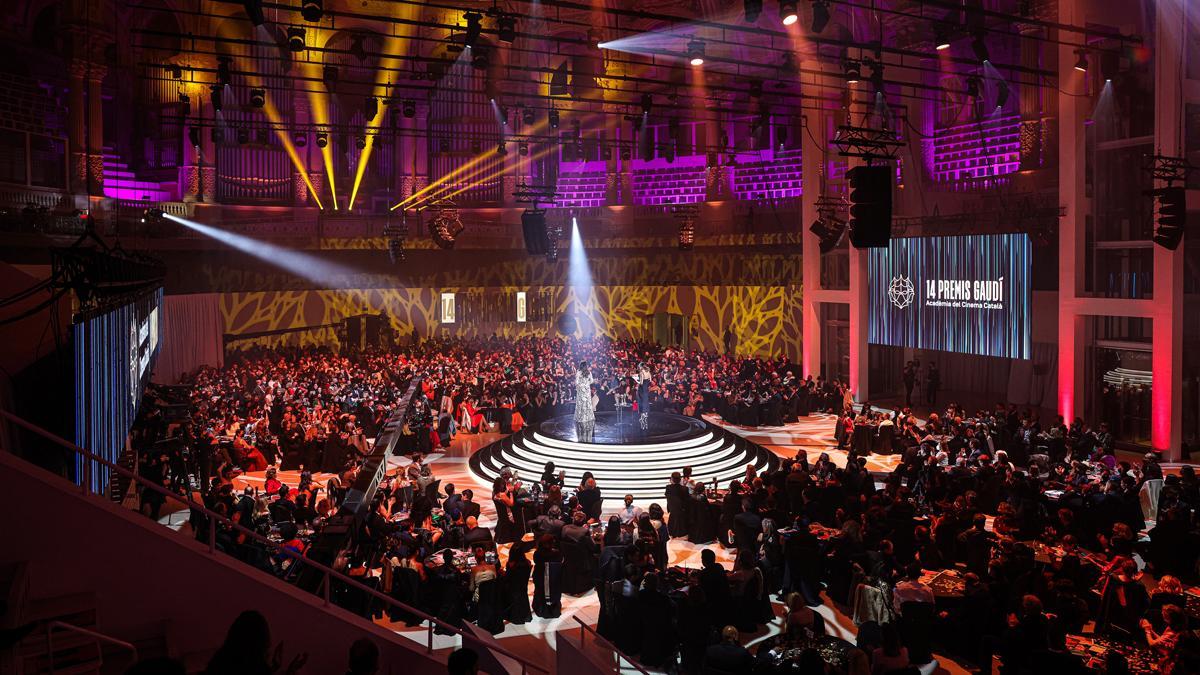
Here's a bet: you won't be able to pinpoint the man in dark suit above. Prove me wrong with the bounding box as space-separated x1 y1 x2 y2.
704 625 752 673
462 516 494 549
699 548 732 618
732 499 762 554
532 505 565 539
561 510 595 551
460 489 481 521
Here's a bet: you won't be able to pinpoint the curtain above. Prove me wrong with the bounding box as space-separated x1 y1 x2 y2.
153 293 224 384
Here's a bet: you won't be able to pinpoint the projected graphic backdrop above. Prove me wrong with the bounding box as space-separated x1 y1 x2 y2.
868 233 1031 360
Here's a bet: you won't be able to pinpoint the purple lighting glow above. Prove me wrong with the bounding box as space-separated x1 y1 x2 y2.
932 114 1021 183
733 148 803 201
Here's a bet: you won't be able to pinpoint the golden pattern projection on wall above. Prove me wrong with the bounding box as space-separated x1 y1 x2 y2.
221 284 803 358
190 247 801 294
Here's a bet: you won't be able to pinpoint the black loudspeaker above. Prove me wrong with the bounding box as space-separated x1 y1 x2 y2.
522 209 549 255
847 165 893 248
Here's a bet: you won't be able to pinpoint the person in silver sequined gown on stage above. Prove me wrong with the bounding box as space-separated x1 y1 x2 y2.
574 360 595 442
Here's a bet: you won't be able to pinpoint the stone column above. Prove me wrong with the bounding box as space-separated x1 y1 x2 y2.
85 64 106 194
68 59 89 194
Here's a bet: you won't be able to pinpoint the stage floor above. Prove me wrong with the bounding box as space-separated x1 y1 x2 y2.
467 412 779 501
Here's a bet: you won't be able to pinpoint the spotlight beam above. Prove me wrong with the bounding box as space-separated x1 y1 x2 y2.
411 144 560 209
348 7 418 211
304 61 339 210
165 214 357 286
391 117 552 211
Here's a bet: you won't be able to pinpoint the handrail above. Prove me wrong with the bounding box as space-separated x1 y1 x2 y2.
572 616 651 675
0 409 550 675
46 620 138 673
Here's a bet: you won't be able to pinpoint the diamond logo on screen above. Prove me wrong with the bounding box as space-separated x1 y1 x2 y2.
888 275 915 309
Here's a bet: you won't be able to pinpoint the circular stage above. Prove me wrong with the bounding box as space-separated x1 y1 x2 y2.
468 412 779 501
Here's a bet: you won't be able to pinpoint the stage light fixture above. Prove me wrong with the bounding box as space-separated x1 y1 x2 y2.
497 141 507 155
678 220 695 250
472 48 490 70
809 216 846 254
464 11 483 47
810 1 830 33
316 131 328 148
971 31 989 62
779 0 798 26
497 15 516 43
620 146 632 161
237 127 249 145
868 60 885 91
965 75 980 99
323 64 338 84
287 26 306 52
166 63 182 79
1073 50 1089 72
179 92 190 115
249 88 265 108
641 93 653 115
549 108 559 129
522 107 535 125
217 57 232 86
293 132 306 147
687 39 705 66
996 80 1010 108
844 60 860 84
242 0 264 26
188 126 200 147
210 85 224 112
212 127 224 143
744 0 762 22
301 0 322 22
141 207 165 225
934 24 952 51
355 135 367 150
364 96 378 120
402 100 416 118
519 142 529 156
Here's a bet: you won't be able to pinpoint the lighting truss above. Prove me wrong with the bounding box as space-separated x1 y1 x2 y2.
832 124 903 161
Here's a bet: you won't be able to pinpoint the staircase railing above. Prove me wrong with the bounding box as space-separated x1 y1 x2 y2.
571 616 651 675
46 620 138 673
0 410 550 675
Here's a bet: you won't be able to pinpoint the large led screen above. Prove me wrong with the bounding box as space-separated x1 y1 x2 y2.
868 233 1031 360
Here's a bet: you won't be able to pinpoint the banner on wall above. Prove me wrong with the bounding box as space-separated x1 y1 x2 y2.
868 233 1032 360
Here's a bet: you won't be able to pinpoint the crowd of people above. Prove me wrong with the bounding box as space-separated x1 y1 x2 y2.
124 335 1200 675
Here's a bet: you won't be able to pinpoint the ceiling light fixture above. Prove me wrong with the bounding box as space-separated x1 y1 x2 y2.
286 26 306 52
780 0 798 26
1074 49 1089 72
687 39 705 66
810 0 830 33
301 0 322 22
971 31 989 62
